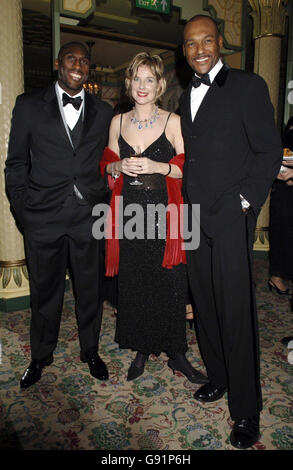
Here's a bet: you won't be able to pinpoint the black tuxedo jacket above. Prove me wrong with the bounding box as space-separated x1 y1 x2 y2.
5 84 113 230
180 65 283 237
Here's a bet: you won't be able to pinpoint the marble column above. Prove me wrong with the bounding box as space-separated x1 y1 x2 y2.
248 0 287 251
0 0 30 311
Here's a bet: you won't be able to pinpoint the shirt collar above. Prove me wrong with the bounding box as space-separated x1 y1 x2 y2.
56 82 84 101
194 59 223 84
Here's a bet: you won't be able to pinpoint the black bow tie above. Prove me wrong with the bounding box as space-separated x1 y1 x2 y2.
62 93 83 110
192 74 211 88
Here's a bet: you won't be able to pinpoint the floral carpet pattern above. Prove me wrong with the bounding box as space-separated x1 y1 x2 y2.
0 258 293 451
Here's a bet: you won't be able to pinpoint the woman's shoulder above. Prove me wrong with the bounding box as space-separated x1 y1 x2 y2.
160 109 181 131
111 113 121 124
109 113 119 125
169 112 180 124
159 108 180 121
111 111 132 126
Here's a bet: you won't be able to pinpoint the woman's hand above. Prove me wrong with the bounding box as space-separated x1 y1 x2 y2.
113 157 146 177
116 157 180 178
135 158 182 178
112 157 161 177
134 157 160 175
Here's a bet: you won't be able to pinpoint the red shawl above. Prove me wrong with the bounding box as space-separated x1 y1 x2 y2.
100 146 186 276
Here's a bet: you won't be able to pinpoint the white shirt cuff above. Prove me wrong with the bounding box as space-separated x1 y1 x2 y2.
240 194 250 209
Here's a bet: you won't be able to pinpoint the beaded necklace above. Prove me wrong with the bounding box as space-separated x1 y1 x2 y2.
130 106 159 130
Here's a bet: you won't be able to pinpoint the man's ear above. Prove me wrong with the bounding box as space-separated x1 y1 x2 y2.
55 58 59 71
182 44 186 57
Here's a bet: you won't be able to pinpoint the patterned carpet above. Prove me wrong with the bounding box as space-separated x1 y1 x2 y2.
0 257 293 451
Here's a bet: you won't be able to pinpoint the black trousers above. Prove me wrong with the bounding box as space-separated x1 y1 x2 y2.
186 211 262 419
24 195 104 363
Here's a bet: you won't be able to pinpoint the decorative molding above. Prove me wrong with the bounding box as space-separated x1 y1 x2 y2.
0 0 27 301
0 259 26 268
60 0 96 18
253 227 270 251
248 0 288 39
0 263 29 290
203 0 243 51
61 24 178 50
255 32 283 39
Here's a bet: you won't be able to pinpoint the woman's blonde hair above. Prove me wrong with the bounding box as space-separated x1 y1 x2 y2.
125 52 166 103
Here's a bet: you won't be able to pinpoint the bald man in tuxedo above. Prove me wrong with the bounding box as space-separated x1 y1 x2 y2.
180 16 282 449
5 42 112 388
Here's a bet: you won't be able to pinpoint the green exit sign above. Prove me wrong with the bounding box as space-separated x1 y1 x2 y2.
135 0 171 15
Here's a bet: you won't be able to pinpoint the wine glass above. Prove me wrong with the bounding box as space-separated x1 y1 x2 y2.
129 145 143 186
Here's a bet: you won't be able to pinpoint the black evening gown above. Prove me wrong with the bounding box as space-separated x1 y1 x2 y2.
269 181 293 280
115 119 188 357
269 130 293 281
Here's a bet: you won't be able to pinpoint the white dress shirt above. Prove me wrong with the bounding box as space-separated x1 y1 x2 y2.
190 59 223 121
190 60 250 209
56 83 84 130
56 83 85 200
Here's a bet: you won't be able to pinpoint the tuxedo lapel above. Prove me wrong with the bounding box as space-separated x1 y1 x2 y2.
191 64 230 134
186 83 193 124
191 82 220 132
43 85 72 149
181 83 193 130
81 92 98 143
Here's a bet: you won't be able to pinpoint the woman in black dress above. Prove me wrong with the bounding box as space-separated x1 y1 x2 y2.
269 117 293 294
100 52 207 384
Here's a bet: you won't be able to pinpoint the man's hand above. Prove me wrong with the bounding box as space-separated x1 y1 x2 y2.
281 159 293 167
277 167 293 182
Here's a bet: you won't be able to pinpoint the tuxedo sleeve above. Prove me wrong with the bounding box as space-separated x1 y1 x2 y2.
240 74 283 213
102 102 113 148
5 94 31 221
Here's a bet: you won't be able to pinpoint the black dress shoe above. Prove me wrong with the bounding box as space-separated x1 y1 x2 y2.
168 355 208 384
20 355 53 389
127 362 145 381
281 335 293 346
87 353 109 381
127 352 148 381
193 383 227 403
230 415 260 449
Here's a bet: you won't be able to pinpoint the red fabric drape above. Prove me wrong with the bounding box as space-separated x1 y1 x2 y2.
100 146 186 276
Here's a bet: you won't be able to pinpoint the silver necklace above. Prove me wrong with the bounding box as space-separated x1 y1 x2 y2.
131 106 159 130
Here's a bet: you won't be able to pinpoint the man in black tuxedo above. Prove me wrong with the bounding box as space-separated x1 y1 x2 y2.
180 16 282 449
5 42 113 388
